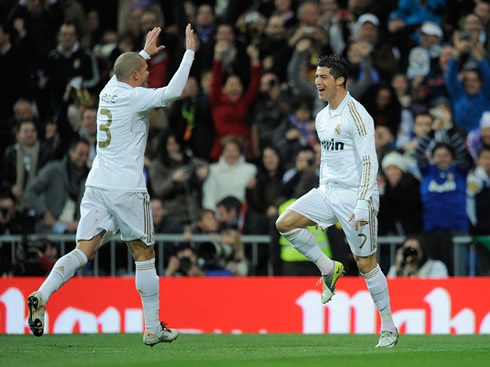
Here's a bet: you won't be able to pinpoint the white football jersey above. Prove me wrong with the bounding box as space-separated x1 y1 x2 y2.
315 92 378 201
86 50 194 191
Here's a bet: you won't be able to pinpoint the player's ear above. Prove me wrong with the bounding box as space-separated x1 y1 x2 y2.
336 77 344 86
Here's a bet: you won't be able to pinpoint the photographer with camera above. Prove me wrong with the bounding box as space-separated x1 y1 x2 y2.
388 235 448 278
165 243 205 277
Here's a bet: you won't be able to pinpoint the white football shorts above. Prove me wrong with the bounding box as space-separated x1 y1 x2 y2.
287 183 379 257
76 186 154 246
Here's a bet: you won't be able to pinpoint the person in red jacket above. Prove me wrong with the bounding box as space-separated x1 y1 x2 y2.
209 40 261 160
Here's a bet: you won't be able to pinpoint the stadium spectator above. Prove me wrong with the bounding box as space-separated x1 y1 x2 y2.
354 14 398 83
220 229 249 276
191 209 220 236
387 235 449 278
151 198 183 234
467 145 490 235
24 138 90 234
272 96 316 169
467 111 490 162
39 22 100 117
165 243 205 277
246 146 285 235
166 76 215 160
388 0 445 28
399 112 433 177
216 196 247 233
412 44 453 106
287 38 326 116
138 8 180 88
378 151 423 236
258 15 292 82
250 72 289 157
0 22 31 145
149 130 208 226
406 22 443 81
202 136 257 211
445 29 490 132
345 40 377 101
209 40 261 160
363 83 402 138
1 120 54 210
0 191 23 235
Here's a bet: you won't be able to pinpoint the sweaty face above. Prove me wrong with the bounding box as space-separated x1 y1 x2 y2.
315 66 338 102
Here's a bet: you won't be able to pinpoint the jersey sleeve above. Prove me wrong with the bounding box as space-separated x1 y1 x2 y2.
349 103 378 204
133 50 195 111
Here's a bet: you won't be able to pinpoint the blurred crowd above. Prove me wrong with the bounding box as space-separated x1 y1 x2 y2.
1 0 490 277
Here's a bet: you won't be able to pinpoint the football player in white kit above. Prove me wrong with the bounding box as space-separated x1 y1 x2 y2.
27 25 196 346
275 55 399 347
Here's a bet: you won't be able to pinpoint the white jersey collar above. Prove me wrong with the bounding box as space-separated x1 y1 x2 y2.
327 92 351 116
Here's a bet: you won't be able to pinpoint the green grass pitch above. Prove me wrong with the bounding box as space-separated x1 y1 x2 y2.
1 334 489 367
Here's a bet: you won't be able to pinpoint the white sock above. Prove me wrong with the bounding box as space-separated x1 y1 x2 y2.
39 249 88 302
280 228 334 274
361 264 397 333
135 258 160 333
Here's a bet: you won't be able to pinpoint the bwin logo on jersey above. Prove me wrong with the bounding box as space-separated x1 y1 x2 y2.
322 138 344 151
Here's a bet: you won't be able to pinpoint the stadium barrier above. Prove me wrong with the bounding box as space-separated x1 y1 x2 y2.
1 277 489 335
0 234 482 276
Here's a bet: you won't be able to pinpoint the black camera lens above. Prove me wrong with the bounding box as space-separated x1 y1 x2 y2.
402 246 418 265
0 207 9 216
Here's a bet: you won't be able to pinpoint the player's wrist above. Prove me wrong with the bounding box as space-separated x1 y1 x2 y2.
139 50 151 60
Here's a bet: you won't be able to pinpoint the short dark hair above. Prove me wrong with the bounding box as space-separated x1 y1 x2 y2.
217 196 242 212
69 137 90 151
317 54 349 86
431 142 454 158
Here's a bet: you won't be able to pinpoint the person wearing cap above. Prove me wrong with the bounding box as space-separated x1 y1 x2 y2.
355 13 398 82
378 151 423 236
407 22 443 80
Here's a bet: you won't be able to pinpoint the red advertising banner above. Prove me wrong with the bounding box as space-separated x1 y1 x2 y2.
1 277 489 335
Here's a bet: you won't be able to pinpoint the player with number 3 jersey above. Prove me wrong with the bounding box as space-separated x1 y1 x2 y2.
27 25 197 347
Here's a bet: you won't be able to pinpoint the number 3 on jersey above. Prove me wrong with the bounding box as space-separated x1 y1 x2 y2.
98 108 112 148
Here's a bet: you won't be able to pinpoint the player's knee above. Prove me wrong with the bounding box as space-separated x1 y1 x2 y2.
275 215 294 233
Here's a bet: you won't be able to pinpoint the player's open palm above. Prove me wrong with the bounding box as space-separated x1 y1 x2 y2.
144 27 165 56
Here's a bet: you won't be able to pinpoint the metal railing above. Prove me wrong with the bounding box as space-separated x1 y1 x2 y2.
0 234 484 276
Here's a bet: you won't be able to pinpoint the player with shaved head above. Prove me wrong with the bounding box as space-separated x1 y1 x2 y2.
27 25 197 346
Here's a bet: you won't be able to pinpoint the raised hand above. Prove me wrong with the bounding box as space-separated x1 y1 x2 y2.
185 23 197 52
144 27 165 56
